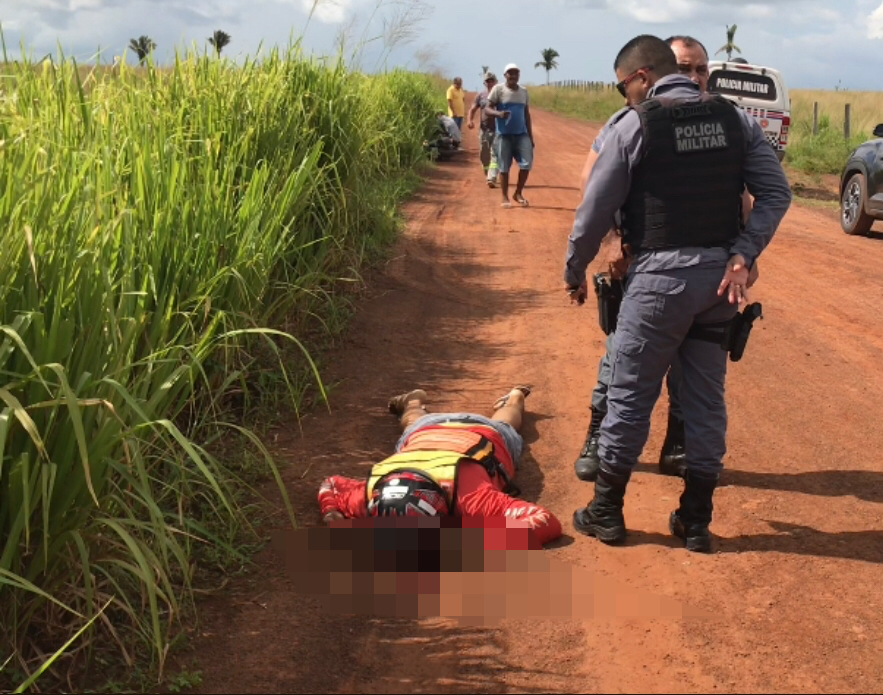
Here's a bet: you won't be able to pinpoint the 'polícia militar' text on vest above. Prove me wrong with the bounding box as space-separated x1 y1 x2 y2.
674 122 728 153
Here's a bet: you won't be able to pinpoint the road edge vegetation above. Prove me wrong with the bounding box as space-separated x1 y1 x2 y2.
529 85 881 180
0 40 443 693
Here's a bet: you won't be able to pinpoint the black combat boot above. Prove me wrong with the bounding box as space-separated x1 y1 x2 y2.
669 472 718 553
572 468 631 544
574 407 605 482
658 410 687 478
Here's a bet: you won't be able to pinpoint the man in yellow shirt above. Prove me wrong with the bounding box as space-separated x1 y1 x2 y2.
446 77 466 131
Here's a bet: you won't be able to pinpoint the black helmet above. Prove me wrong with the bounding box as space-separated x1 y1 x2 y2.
368 470 451 517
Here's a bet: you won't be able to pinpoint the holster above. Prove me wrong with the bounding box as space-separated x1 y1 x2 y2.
592 272 624 336
685 302 763 362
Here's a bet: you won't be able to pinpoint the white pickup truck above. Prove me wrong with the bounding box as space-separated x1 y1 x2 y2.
707 59 790 162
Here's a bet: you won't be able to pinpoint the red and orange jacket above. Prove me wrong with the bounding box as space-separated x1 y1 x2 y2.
317 422 561 546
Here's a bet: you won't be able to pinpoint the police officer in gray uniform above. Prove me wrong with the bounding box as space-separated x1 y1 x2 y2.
574 85 682 485
562 35 791 553
573 35 757 485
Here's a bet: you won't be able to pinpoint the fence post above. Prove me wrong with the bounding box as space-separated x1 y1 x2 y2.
812 102 819 136
845 103 851 141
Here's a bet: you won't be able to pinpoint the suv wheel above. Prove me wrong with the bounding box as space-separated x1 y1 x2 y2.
841 172 874 235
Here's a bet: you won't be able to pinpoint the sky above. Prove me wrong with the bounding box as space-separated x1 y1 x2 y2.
2 0 883 91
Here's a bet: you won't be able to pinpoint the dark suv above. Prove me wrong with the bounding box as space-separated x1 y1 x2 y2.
840 123 883 235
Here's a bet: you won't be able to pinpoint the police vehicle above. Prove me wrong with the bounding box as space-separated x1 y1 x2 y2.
707 59 790 162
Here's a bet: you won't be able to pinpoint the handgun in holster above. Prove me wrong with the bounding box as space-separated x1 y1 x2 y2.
592 272 624 336
686 302 763 362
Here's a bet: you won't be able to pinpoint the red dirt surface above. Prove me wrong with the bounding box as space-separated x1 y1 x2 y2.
185 107 883 693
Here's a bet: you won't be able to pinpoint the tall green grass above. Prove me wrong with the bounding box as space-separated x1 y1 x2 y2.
0 41 438 691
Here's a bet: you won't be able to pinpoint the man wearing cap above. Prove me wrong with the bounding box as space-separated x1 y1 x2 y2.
484 64 535 208
467 71 501 187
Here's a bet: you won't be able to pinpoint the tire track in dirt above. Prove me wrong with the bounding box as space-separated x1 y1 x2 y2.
187 107 883 694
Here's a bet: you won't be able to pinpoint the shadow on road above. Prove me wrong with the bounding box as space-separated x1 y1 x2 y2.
626 523 883 565
721 467 883 505
516 205 576 213
634 462 883 506
524 184 580 192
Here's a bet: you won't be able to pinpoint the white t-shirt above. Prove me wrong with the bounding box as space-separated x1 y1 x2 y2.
438 115 461 141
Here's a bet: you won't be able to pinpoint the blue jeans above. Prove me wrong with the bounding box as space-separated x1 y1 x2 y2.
452 116 464 131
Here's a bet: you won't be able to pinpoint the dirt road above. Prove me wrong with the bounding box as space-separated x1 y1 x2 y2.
188 108 883 693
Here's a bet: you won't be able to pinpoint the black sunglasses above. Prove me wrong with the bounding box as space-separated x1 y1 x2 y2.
616 65 653 97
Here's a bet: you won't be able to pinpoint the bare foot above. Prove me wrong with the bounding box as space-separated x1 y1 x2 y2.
388 389 428 416
493 385 532 411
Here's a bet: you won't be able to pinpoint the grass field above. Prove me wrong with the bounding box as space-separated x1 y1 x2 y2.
0 47 442 692
529 85 883 177
786 90 883 175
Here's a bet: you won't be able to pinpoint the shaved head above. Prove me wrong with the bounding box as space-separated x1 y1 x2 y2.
665 35 708 58
614 34 678 77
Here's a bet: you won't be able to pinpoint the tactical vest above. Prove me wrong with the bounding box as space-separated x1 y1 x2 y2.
621 93 745 253
365 423 518 509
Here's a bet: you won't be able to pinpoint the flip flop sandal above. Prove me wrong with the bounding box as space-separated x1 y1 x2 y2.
501 201 512 208
514 196 530 207
388 389 428 416
493 385 532 411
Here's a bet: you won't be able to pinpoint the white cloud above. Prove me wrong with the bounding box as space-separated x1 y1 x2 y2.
3 0 883 89
869 1 883 38
743 4 775 18
300 0 352 23
12 0 123 8
614 0 697 23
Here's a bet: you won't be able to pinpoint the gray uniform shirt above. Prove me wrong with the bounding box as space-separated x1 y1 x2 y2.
592 106 628 154
563 74 792 288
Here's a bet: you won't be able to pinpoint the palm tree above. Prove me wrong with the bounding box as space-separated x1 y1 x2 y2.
716 24 742 61
534 48 560 85
128 35 156 65
481 64 489 77
209 30 231 57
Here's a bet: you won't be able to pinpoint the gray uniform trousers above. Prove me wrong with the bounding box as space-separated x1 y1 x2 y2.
596 264 737 480
591 314 684 421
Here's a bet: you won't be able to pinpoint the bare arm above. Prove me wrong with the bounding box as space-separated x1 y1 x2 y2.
467 103 480 121
484 104 509 119
467 100 481 129
525 104 533 144
484 86 508 119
